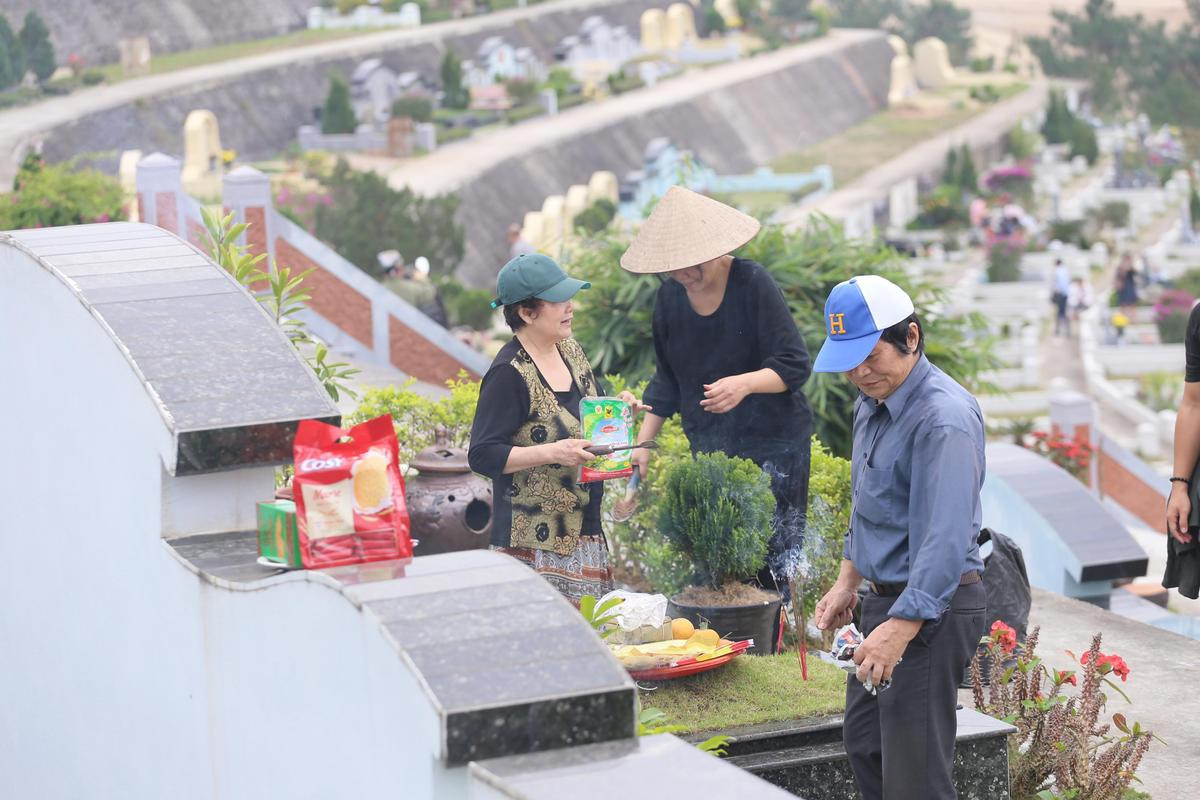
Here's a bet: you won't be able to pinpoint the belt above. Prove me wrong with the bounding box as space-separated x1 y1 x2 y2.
868 570 981 597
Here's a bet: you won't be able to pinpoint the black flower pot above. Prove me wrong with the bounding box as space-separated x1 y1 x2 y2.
668 592 783 655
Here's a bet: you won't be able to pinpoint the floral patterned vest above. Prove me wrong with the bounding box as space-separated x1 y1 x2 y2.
507 338 598 555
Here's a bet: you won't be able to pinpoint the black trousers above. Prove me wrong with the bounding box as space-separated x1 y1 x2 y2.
843 581 987 800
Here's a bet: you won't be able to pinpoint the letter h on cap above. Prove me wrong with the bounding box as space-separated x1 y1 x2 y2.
828 312 846 336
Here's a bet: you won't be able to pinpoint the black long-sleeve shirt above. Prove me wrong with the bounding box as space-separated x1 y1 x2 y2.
643 258 813 463
467 338 604 547
1186 303 1200 382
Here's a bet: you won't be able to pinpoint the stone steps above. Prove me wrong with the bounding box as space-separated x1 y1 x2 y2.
688 708 1015 800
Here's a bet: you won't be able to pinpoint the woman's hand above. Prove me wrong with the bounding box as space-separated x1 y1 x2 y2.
631 446 652 478
1167 482 1195 543
617 391 653 416
545 438 596 467
701 375 751 414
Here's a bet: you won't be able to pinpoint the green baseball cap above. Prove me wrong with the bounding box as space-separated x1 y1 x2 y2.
490 253 591 309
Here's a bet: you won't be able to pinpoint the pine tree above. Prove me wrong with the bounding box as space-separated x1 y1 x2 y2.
320 74 357 134
957 143 978 194
440 49 467 110
941 146 958 187
0 14 19 89
18 12 54 83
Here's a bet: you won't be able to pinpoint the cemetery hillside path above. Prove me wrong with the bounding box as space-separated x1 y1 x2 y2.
0 0 649 188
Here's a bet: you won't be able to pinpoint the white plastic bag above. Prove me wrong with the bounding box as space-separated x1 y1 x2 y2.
597 589 668 631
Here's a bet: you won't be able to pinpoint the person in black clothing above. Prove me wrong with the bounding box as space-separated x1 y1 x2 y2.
1164 302 1200 598
467 253 648 606
620 187 814 605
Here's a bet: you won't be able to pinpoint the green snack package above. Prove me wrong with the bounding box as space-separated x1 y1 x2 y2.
257 499 302 567
579 396 634 483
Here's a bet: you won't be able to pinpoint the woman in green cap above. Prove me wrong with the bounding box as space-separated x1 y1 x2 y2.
468 253 647 606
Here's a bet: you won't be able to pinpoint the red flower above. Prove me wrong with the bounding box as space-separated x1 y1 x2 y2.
1054 669 1078 686
990 620 1018 653
1082 651 1131 681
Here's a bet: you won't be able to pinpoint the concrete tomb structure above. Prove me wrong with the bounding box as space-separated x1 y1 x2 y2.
180 110 225 197
887 35 919 105
913 36 957 89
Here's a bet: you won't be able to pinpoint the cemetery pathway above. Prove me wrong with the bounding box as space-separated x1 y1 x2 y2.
774 80 1053 231
354 29 882 196
0 0 642 187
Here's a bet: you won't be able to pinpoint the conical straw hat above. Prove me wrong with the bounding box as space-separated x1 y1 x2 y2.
620 186 761 274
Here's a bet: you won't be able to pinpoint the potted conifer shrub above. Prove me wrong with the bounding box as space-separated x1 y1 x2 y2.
659 451 781 654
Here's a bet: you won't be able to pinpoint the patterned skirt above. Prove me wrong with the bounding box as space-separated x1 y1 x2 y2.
494 534 615 608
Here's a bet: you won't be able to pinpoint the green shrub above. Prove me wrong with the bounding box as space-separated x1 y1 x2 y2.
1069 118 1099 165
321 74 357 134
0 155 125 229
438 125 472 144
911 184 968 230
1048 218 1089 248
439 278 495 330
969 56 994 73
505 79 538 107
704 6 727 35
1094 200 1131 230
1137 371 1181 412
80 68 104 86
659 451 776 589
800 438 851 621
986 242 1022 283
18 12 54 83
440 49 468 110
391 96 432 122
1157 310 1190 344
1041 88 1076 144
504 104 543 125
1174 268 1200 298
573 198 617 234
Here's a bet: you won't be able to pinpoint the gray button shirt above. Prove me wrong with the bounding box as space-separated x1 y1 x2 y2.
844 355 986 620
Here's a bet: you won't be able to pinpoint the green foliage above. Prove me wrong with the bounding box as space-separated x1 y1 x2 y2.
578 594 624 636
1093 200 1131 229
810 5 832 34
987 242 1023 283
1069 119 1099 165
799 438 851 621
1175 267 1200 298
313 158 464 278
827 0 897 28
201 208 360 402
636 706 732 756
0 14 20 90
1157 311 1189 344
659 451 776 588
1137 371 1181 413
911 184 969 230
440 49 468 109
542 67 575 99
438 278 495 330
1041 89 1077 145
957 143 978 193
391 95 433 122
321 74 357 134
573 198 617 234
605 71 644 95
18 12 53 83
703 5 727 35
1048 219 1090 249
80 69 104 86
504 104 543 125
1007 125 1038 160
0 155 125 229
505 78 538 107
348 373 480 475
969 55 994 73
969 84 1001 104
897 0 972 65
942 146 958 186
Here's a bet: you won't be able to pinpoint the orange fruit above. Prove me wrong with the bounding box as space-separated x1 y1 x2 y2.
688 629 720 648
671 618 695 640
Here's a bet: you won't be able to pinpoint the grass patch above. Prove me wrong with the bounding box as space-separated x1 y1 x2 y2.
95 29 376 82
639 653 846 734
771 85 1029 188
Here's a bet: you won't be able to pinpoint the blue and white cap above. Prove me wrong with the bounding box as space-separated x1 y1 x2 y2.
812 275 915 373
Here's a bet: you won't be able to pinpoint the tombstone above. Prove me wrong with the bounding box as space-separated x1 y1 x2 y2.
118 150 143 221
913 37 956 89
351 59 398 125
388 117 414 157
181 110 224 197
1089 241 1109 268
564 184 590 232
522 211 546 251
541 195 566 254
1070 155 1088 175
641 9 667 51
587 171 619 206
539 88 558 116
887 35 919 105
119 36 152 77
665 3 698 50
414 122 437 152
400 2 421 26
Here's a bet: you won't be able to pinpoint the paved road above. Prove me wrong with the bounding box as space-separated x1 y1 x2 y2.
0 0 641 187
350 28 882 197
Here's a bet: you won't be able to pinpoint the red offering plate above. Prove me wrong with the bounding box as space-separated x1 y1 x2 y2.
627 639 752 681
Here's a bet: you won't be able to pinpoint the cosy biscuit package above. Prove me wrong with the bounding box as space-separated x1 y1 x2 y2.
292 415 412 569
579 397 634 483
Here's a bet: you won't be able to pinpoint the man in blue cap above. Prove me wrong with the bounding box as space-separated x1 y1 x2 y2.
811 275 987 800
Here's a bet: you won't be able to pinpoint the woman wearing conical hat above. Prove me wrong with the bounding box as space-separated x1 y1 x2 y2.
623 186 814 605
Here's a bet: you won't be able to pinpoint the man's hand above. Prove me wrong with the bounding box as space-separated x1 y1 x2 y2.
1167 482 1194 544
853 618 923 686
617 390 653 417
700 375 751 414
815 586 858 631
